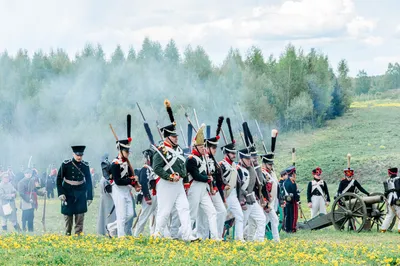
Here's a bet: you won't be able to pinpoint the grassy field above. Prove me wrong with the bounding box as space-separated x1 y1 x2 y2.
1 98 400 265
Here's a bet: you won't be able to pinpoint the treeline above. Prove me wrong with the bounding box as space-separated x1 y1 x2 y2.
0 38 353 167
354 63 400 95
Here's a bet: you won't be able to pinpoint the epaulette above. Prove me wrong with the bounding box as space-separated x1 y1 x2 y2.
81 160 89 167
112 158 120 165
63 159 72 164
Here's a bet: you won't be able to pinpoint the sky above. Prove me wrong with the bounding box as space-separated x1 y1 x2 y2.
0 0 399 77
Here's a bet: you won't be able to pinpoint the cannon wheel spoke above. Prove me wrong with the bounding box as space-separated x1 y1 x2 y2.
332 192 367 232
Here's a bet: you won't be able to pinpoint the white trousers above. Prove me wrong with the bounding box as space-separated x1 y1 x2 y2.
311 196 327 218
107 185 134 237
196 192 227 239
382 205 400 230
243 203 266 242
187 181 219 240
265 209 280 242
225 190 244 240
154 178 192 241
134 195 157 237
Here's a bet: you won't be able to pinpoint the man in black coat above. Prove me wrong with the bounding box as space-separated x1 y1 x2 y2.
57 145 93 236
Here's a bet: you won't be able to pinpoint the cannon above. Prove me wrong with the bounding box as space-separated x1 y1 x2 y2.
299 192 396 232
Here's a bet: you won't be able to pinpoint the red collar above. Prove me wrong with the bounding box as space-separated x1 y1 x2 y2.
191 149 201 157
224 156 233 165
262 167 271 173
118 154 127 162
164 141 172 148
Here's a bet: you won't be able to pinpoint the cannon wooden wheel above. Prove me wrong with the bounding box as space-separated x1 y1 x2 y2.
331 193 367 233
369 192 396 231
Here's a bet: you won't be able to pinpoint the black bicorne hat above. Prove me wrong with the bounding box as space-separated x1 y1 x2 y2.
260 153 274 164
72 145 86 156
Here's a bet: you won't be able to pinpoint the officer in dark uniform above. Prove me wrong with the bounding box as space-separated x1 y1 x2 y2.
283 166 300 233
57 145 93 236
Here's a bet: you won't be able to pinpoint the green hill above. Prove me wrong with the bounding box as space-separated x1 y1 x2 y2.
273 98 400 185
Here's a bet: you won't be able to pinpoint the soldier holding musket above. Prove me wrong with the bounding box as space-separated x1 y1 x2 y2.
106 115 141 238
219 118 244 241
151 100 197 242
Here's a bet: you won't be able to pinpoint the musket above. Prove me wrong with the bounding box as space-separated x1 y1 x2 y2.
255 119 268 154
292 148 296 166
193 109 200 129
28 156 32 169
181 105 198 133
150 102 163 140
220 129 228 144
136 102 155 145
41 164 51 232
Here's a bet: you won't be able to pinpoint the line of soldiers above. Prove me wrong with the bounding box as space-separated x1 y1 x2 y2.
2 100 400 238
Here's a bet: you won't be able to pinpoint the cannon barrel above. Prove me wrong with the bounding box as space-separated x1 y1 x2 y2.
348 195 383 205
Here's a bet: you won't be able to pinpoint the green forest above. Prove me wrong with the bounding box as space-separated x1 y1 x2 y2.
0 38 399 168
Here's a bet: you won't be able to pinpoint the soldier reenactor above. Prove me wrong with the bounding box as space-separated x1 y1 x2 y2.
336 154 369 197
219 118 244 241
196 117 227 239
237 146 266 242
18 168 43 232
283 166 300 233
56 145 93 236
134 149 159 237
307 167 330 218
106 115 141 238
97 153 116 236
151 100 197 242
381 167 400 233
46 168 57 199
186 124 219 240
0 172 21 232
260 153 280 242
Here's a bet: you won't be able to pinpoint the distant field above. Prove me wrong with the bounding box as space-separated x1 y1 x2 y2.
274 99 400 186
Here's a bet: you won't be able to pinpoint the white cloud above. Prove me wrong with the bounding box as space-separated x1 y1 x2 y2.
346 16 376 38
362 36 383 46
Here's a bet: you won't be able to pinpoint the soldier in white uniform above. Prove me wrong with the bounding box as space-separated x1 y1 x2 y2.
237 147 266 242
307 167 330 218
185 124 219 240
260 153 280 242
381 167 400 233
134 149 158 236
151 100 197 242
196 117 227 239
219 118 244 241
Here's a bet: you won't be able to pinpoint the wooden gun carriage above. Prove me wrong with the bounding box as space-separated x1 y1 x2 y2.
299 192 396 232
